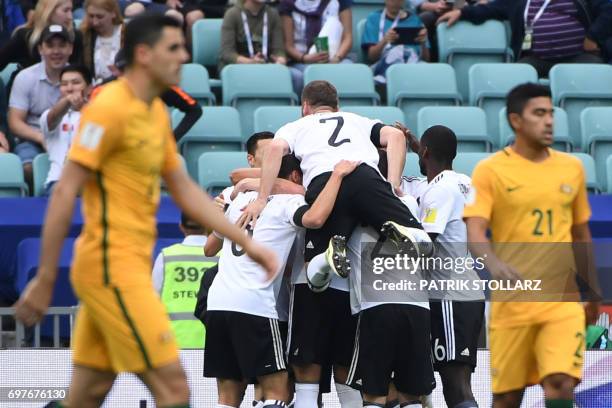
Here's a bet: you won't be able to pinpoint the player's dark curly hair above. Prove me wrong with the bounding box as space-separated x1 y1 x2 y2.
278 154 302 179
506 83 552 131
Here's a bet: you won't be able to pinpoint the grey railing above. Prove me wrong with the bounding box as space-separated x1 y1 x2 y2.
0 306 78 348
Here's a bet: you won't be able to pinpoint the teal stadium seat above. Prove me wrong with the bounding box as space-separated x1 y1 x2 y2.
0 153 28 197
303 64 380 106
571 153 600 193
253 106 301 133
198 152 249 196
550 64 612 149
468 63 538 148
607 156 612 194
351 19 368 63
32 153 50 197
417 106 492 152
499 107 572 151
172 107 243 179
403 154 421 178
453 152 491 176
437 21 512 102
386 63 461 131
1 62 18 86
180 63 215 106
581 107 612 193
191 19 223 88
221 64 298 138
342 106 404 125
351 0 384 36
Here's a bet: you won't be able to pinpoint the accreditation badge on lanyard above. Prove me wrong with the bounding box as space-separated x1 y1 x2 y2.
522 0 552 51
241 10 268 60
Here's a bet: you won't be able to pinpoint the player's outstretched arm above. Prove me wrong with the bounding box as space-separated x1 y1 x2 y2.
466 216 522 282
242 138 289 226
379 126 407 193
164 167 279 278
229 168 261 185
300 160 360 229
572 223 602 325
14 160 91 326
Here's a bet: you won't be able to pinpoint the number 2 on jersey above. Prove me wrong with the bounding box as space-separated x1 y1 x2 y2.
320 117 349 147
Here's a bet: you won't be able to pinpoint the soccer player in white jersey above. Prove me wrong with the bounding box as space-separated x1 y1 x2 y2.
325 150 435 408
400 125 485 408
204 155 358 408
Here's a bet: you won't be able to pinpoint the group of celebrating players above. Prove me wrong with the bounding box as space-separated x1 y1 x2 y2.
14 12 600 408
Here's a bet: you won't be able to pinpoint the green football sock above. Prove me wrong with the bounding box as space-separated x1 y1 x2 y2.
545 399 573 408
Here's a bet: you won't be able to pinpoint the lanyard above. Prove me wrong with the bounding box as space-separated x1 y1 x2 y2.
378 8 402 42
241 9 268 59
524 0 553 32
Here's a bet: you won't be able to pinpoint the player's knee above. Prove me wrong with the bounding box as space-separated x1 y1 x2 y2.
542 374 576 399
292 364 320 383
332 365 349 384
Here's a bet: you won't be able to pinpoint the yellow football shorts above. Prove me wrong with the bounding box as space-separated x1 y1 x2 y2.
489 310 585 394
71 280 179 373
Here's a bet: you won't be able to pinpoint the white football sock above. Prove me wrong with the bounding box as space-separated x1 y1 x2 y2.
335 383 362 408
295 383 319 408
262 399 286 407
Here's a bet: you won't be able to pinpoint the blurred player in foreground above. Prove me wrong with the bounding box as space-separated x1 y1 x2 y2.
464 83 601 408
15 13 277 408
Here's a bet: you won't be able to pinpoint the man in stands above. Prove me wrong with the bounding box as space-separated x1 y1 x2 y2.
437 0 612 77
8 24 74 188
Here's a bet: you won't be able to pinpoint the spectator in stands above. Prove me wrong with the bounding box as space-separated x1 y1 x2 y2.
409 0 451 61
437 0 612 78
279 0 354 94
218 0 286 72
0 0 83 72
80 0 124 84
122 0 189 27
362 0 428 84
8 24 73 187
40 64 91 196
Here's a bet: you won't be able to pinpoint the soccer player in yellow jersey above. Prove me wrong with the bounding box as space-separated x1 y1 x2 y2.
14 14 278 408
464 83 601 408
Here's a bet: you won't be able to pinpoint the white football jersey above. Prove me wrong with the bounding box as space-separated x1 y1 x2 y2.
208 191 308 319
413 170 484 301
347 199 430 315
275 111 382 188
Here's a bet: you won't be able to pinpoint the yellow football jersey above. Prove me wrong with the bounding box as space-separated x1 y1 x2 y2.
68 79 181 286
464 147 591 327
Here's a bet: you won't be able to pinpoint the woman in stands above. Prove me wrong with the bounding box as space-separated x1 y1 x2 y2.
0 0 84 72
80 0 124 84
218 0 287 72
279 0 354 94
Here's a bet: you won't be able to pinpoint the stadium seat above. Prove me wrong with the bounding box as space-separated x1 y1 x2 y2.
180 63 215 106
607 156 612 194
17 238 77 339
32 153 50 197
453 153 491 176
468 63 538 147
198 152 249 196
386 63 462 131
403 154 421 178
572 152 600 193
0 62 17 86
550 64 612 148
253 106 301 133
0 153 28 197
417 106 492 152
342 106 405 125
303 64 380 106
351 0 384 35
581 107 612 193
352 19 367 63
437 21 512 101
499 107 572 152
172 107 243 179
191 18 223 87
221 64 298 138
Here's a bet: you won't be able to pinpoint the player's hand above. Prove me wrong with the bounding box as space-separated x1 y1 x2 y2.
332 160 361 177
487 259 522 283
584 301 600 326
214 194 226 211
383 29 399 45
394 121 420 153
244 239 279 281
239 197 267 228
67 92 86 111
14 275 54 327
437 9 461 26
